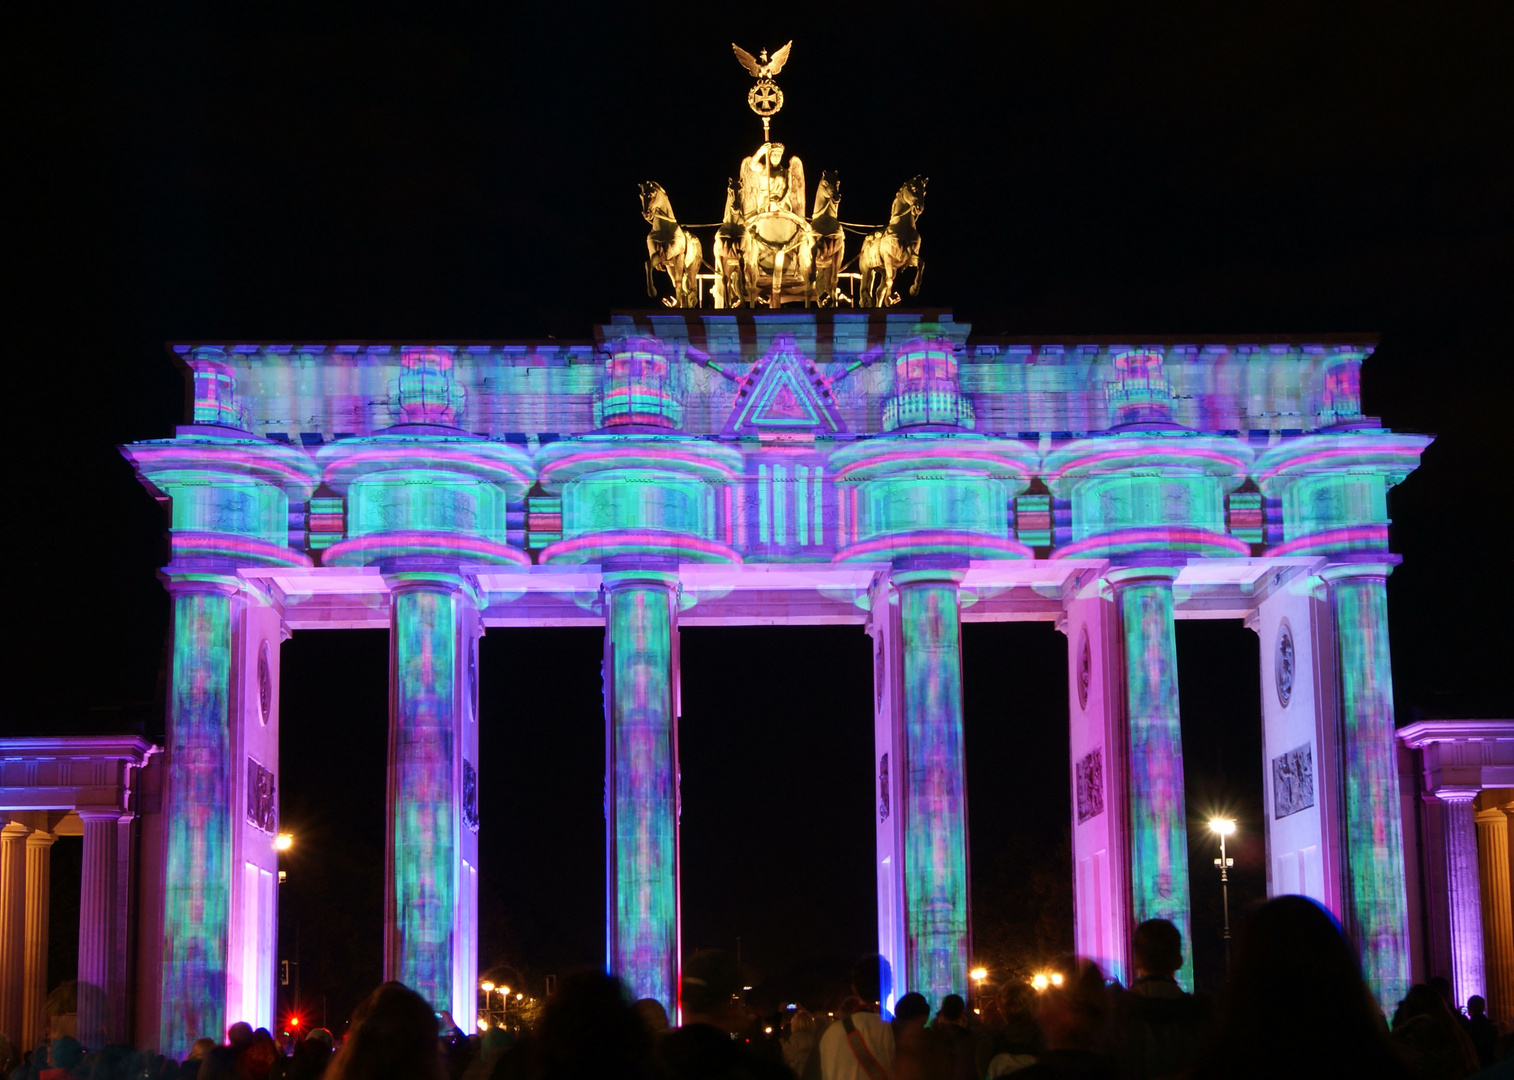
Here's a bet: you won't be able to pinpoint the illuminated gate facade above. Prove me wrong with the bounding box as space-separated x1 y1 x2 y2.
122 311 1428 1051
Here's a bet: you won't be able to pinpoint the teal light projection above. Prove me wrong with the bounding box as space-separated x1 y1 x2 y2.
388 581 459 1010
897 575 970 1004
604 577 679 1016
1333 571 1412 1015
1116 573 1194 990
160 584 234 1058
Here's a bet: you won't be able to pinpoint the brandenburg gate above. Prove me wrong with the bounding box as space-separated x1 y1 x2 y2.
82 40 1473 1058
119 313 1430 1052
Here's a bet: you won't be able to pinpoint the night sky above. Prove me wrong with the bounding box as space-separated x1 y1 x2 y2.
10 2 1512 1022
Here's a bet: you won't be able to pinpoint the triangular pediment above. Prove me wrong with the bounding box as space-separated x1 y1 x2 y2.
723 335 847 437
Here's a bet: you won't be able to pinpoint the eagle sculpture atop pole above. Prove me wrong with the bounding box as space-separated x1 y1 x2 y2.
732 41 792 141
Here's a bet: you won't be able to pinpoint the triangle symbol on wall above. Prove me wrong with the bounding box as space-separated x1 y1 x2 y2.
754 370 820 425
723 335 847 437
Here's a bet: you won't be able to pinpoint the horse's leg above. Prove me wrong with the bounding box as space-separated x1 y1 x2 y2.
770 247 785 310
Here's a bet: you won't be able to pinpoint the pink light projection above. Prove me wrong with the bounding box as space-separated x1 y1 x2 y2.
124 317 1437 1037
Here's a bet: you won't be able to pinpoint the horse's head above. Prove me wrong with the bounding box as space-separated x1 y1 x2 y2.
639 181 667 223
888 175 926 225
723 177 744 223
815 170 841 215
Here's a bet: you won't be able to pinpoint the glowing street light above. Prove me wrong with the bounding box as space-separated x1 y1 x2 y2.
1031 973 1049 991
1209 818 1237 979
275 833 294 852
480 981 495 993
970 967 988 983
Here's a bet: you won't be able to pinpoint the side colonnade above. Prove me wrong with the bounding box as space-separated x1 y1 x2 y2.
116 327 1431 1054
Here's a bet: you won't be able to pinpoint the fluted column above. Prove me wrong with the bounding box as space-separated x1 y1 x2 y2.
160 577 240 1056
1437 790 1484 1009
894 565 971 1006
603 565 681 1017
77 811 118 1049
384 568 470 1015
1109 567 1194 990
21 830 53 1051
1329 568 1413 1014
0 823 29 1047
1476 807 1513 1024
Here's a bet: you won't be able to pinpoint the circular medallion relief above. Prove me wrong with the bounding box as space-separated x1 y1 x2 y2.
1077 625 1091 711
1275 619 1295 709
257 640 272 724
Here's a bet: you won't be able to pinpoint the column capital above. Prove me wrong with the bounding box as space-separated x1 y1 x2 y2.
890 563 966 588
1318 559 1400 585
22 831 53 850
1435 787 1482 804
1476 807 1509 827
381 561 483 607
1 822 31 840
1104 564 1181 589
160 570 245 597
76 807 123 823
601 555 681 590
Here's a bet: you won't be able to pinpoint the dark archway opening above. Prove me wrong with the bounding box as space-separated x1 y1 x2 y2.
476 627 607 995
963 621 1074 990
1176 619 1266 996
277 629 389 1031
678 625 875 1012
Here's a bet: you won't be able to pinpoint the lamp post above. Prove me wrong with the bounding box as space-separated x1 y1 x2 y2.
1208 818 1236 981
480 981 495 1028
970 967 988 1006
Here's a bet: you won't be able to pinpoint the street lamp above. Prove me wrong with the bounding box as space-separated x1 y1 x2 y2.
275 833 294 852
1209 818 1236 980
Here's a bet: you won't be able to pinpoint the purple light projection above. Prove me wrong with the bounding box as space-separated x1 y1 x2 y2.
895 569 971 1006
1113 569 1194 990
386 576 461 1012
127 320 1435 1032
603 572 680 1017
1331 570 1413 1015
160 581 236 1057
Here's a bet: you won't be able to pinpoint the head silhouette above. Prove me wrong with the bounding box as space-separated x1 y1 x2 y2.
1194 895 1407 1080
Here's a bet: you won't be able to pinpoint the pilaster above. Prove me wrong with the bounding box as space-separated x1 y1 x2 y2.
602 563 681 1016
0 822 29 1049
1475 806 1513 1024
1107 566 1193 990
21 830 53 1051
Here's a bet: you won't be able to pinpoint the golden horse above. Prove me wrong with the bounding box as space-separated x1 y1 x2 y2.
858 175 926 308
640 181 703 308
808 170 845 307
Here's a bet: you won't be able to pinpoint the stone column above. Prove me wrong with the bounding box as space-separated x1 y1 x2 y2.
1476 807 1513 1024
1109 567 1193 989
1436 790 1484 1009
893 565 971 1006
1329 567 1412 1014
603 566 680 1016
21 830 53 1051
77 811 118 1049
384 568 469 1015
0 823 28 1047
160 577 240 1056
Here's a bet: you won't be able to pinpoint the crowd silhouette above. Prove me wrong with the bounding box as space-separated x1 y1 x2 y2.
2 897 1510 1080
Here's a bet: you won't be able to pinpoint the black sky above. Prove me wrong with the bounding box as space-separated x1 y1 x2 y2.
8 1 1512 1016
